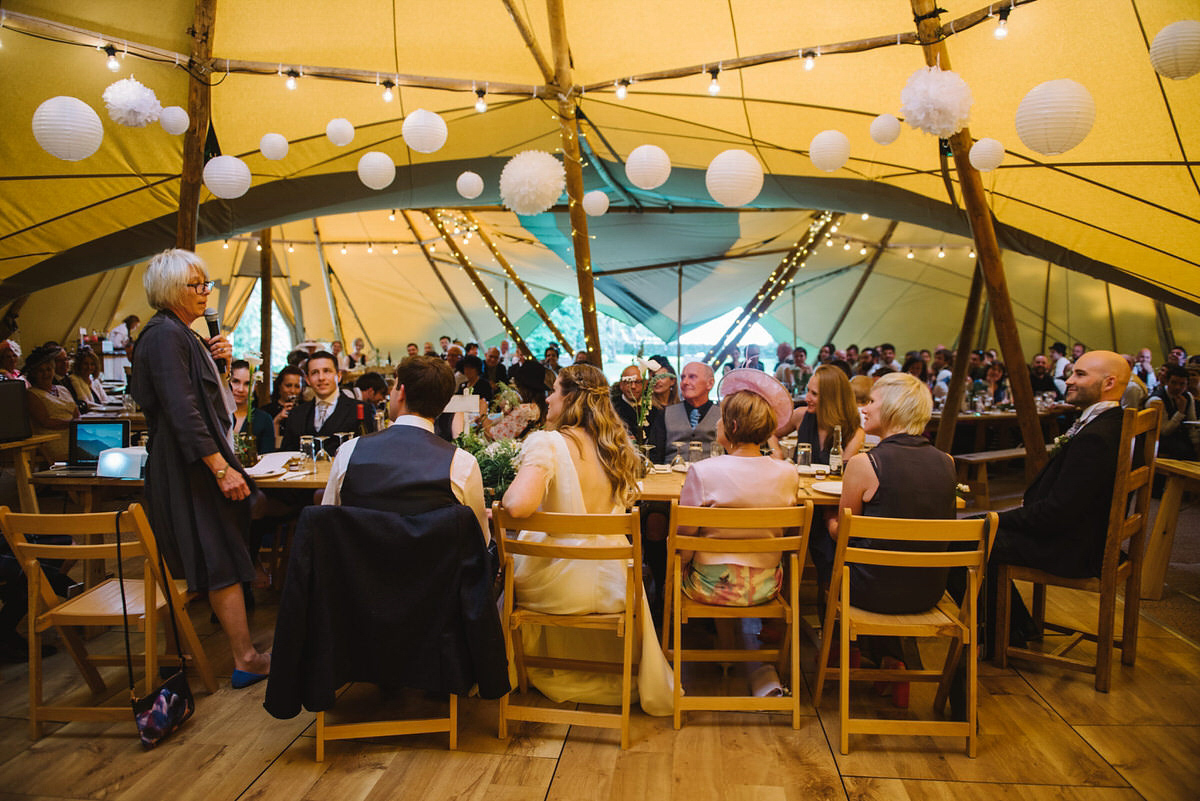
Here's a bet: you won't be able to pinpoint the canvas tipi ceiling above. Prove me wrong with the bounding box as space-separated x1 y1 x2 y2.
2 0 1197 362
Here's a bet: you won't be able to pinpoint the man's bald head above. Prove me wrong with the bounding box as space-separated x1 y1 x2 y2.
680 361 715 404
1066 350 1130 407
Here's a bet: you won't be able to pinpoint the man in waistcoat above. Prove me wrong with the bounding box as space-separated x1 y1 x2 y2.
322 355 487 542
649 361 719 463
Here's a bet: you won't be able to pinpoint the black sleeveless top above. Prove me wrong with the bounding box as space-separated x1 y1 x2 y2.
850 433 957 614
341 424 458 515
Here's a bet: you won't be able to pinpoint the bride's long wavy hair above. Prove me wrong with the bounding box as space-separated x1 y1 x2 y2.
550 364 640 507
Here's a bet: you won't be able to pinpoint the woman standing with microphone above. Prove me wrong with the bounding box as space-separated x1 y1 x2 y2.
131 249 270 688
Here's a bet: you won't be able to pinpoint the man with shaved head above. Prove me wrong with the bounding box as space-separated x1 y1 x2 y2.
648 361 719 464
951 351 1134 663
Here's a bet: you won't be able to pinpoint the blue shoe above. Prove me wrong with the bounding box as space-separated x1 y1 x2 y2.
231 669 268 689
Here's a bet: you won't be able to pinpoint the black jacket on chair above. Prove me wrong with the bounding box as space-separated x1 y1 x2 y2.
264 504 510 719
995 406 1125 579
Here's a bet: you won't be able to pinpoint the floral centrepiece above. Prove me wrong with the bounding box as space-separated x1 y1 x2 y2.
456 429 520 502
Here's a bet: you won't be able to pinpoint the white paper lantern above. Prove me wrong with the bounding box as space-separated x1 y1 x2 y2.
809 130 851 172
456 171 484 199
870 113 902 145
1150 20 1200 80
260 133 289 160
705 149 764 207
32 96 104 161
357 151 395 190
202 155 252 199
1015 79 1095 156
582 190 610 216
159 106 189 135
401 109 448 154
325 118 354 147
625 144 671 190
499 150 565 215
969 138 1006 171
900 66 973 137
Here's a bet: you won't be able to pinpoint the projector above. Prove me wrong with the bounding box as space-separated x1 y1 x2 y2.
97 446 148 478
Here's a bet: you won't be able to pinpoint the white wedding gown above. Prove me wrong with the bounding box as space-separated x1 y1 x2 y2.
511 430 674 716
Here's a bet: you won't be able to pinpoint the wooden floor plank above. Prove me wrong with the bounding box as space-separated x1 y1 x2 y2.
842 777 1143 800
1075 725 1200 801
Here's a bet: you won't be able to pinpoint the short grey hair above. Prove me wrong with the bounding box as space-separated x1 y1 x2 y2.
871 372 933 435
144 248 206 311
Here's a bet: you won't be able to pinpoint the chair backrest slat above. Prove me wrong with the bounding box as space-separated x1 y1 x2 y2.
491 503 641 564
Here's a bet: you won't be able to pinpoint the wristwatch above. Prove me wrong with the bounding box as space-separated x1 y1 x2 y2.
215 467 228 480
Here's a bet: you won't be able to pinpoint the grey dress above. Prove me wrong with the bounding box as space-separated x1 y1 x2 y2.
131 311 255 592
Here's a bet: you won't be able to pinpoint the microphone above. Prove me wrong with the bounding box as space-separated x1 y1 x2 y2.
204 309 225 372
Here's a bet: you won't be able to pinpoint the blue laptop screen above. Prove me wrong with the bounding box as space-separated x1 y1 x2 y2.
70 421 129 465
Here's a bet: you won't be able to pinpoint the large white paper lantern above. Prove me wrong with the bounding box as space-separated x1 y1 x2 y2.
401 109 447 153
456 171 484 199
869 113 902 145
325 118 354 146
260 133 289 160
499 150 565 215
582 190 610 216
159 106 189 135
202 155 252 199
705 149 764 207
357 151 395 190
969 138 1005 171
1150 20 1200 80
809 130 851 172
1015 79 1095 155
32 96 104 161
625 144 671 190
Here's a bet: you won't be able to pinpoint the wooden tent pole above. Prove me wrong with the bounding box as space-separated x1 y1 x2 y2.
704 214 835 367
911 0 1045 470
175 0 216 249
258 227 272 381
500 0 555 84
1154 300 1174 359
423 211 532 359
826 220 898 344
1105 284 1117 352
310 220 344 345
1040 261 1051 355
677 265 683 368
465 212 572 354
401 211 480 342
935 261 985 453
547 0 601 365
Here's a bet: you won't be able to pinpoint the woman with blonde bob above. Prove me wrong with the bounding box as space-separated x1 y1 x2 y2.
503 364 673 715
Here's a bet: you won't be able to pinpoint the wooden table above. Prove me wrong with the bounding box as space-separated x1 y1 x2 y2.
931 405 1077 452
639 468 841 505
1141 457 1200 600
79 410 147 433
0 433 59 513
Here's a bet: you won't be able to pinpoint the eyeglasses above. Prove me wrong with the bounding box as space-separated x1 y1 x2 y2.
186 280 215 293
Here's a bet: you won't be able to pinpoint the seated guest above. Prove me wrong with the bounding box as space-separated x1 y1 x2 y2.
0 339 21 381
330 340 350 372
229 360 274 457
458 354 494 404
902 355 929 386
983 361 1009 405
647 361 719 464
647 355 679 409
483 346 508 389
830 372 958 703
502 364 673 715
739 344 765 370
323 355 487 539
484 359 547 441
354 371 390 421
612 365 646 437
48 343 82 409
280 350 375 455
1147 365 1198 460
68 347 110 405
1029 354 1062 399
262 366 305 449
23 344 79 462
347 337 368 367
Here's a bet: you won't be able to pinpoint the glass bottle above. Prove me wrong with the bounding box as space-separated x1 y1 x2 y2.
829 424 843 476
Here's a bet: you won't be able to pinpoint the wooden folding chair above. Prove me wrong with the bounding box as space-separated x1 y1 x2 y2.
492 502 641 749
315 693 456 761
661 501 813 729
0 503 216 740
997 405 1159 692
813 510 997 757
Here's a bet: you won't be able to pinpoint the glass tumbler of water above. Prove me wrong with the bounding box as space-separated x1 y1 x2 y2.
688 441 703 463
795 443 813 466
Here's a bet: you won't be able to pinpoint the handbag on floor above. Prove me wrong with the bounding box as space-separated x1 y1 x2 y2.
115 510 195 748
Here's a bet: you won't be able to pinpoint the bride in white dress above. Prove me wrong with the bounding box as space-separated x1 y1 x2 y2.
502 364 674 716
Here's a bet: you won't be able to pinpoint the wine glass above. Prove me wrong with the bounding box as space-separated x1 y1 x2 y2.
335 431 353 451
313 435 331 462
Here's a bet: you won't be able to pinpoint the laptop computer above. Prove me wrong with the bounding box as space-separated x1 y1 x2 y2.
52 420 131 475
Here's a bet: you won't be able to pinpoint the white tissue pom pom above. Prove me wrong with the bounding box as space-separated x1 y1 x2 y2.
102 77 162 127
900 66 973 137
499 151 566 215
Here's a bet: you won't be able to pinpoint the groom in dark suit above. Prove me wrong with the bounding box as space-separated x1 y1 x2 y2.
281 350 374 454
951 350 1132 657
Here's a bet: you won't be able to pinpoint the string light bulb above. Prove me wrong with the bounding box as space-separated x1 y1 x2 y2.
859 245 868 255
366 243 373 254
284 69 299 90
906 249 915 259
843 240 852 251
968 248 976 258
222 239 229 249
474 88 487 113
802 50 816 71
287 244 294 253
937 246 945 258
340 245 347 255
255 242 262 252
382 80 394 102
861 212 870 220
103 45 120 72
392 245 399 255
994 8 1010 39
707 67 721 95
615 80 629 100
388 209 396 221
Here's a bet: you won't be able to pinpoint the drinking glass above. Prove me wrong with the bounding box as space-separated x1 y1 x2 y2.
688 441 703 463
335 431 353 451
299 435 317 474
710 443 724 458
795 443 813 466
313 435 331 462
